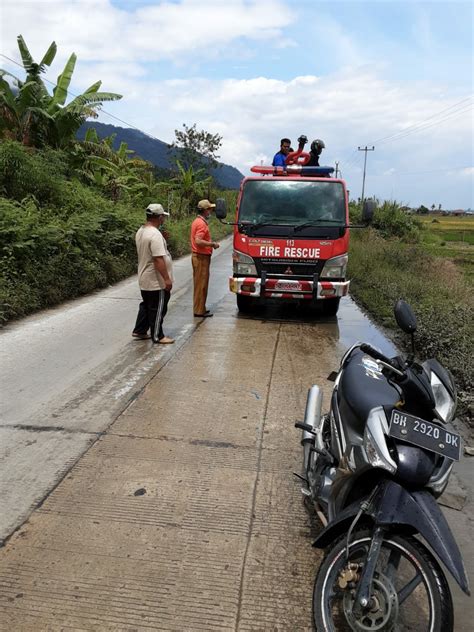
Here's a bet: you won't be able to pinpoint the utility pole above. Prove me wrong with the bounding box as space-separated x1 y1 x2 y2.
335 161 340 177
358 146 375 203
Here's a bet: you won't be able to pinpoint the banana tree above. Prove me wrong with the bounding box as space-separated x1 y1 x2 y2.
168 160 212 215
0 35 122 148
78 134 153 201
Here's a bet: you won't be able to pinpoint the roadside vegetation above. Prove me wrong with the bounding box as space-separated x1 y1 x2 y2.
348 201 473 424
0 36 235 326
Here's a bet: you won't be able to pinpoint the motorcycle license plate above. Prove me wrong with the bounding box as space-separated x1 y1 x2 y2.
389 410 461 461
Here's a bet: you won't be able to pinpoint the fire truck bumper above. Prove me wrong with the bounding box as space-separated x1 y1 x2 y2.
229 277 350 299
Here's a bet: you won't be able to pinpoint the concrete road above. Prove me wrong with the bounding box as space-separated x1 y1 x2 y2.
0 239 235 541
0 241 472 630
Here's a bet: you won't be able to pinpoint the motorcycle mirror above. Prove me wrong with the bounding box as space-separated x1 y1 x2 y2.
215 198 227 220
362 199 375 224
394 300 417 334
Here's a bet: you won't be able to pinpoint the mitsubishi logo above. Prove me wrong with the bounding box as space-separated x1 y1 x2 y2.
284 266 294 275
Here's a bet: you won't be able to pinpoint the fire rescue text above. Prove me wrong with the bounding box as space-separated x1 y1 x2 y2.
259 246 321 258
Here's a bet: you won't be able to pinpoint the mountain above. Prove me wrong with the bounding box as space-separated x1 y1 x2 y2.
78 122 244 189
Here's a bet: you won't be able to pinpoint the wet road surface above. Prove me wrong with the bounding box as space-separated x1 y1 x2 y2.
0 240 471 630
0 236 394 543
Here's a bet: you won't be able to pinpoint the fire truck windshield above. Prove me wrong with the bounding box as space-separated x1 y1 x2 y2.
239 180 345 228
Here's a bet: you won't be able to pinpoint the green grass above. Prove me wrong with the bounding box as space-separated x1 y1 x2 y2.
418 215 474 283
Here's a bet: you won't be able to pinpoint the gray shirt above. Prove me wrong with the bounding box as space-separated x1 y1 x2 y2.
135 225 173 290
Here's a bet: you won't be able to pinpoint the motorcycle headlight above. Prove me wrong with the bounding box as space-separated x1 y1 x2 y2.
363 407 397 474
431 371 456 423
233 250 257 276
321 254 348 278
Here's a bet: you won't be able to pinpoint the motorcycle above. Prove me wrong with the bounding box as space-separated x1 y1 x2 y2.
295 300 469 631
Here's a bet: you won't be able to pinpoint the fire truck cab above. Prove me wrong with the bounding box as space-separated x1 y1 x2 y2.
216 164 372 315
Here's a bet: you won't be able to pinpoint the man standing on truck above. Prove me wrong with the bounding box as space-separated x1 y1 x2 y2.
307 139 325 166
191 199 220 318
272 138 292 167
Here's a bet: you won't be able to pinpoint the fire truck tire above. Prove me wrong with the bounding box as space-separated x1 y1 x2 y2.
321 297 340 316
237 294 255 313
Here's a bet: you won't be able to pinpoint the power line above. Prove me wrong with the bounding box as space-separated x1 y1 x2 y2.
341 104 472 173
375 103 473 146
368 165 473 176
370 96 473 145
343 151 365 171
339 95 473 170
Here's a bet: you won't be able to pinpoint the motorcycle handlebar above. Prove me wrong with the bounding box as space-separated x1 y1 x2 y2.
359 343 402 375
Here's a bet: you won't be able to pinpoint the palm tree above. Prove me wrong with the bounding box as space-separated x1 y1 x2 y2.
0 35 121 148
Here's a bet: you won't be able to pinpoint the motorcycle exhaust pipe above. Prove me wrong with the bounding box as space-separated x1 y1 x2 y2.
302 385 323 472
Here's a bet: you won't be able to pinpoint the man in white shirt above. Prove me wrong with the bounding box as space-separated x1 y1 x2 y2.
132 204 174 344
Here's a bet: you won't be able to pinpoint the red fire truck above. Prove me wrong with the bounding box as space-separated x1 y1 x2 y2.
215 163 373 315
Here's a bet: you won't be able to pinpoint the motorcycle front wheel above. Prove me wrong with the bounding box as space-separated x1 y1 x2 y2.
313 529 453 632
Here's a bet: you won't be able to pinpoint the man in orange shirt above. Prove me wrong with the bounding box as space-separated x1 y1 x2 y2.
190 199 220 317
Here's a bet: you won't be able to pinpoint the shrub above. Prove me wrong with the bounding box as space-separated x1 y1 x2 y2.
0 141 68 206
350 199 421 241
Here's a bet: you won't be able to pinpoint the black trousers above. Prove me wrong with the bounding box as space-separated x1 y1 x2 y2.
133 289 171 343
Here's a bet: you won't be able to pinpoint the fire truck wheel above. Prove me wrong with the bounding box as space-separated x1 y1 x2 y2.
321 298 340 316
237 294 256 313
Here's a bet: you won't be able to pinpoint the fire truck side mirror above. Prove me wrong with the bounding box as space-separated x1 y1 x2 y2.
362 199 375 225
215 198 227 220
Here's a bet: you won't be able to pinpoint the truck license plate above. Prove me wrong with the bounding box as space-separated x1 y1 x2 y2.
389 410 461 461
275 280 302 291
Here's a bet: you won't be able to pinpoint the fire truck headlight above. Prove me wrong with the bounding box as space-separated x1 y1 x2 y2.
321 254 348 278
233 250 257 276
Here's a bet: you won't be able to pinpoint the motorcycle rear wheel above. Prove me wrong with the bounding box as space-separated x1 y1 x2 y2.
313 529 453 632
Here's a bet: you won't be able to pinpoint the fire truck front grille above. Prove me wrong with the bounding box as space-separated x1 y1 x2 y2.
256 259 325 278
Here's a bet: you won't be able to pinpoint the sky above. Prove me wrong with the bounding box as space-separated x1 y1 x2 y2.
1 0 473 208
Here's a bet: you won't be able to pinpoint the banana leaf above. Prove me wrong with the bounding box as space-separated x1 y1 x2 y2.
84 127 99 143
51 53 77 107
65 91 122 113
0 77 17 111
84 81 101 94
39 41 57 69
17 36 35 73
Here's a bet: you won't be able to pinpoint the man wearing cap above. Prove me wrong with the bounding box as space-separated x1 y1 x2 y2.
132 204 174 344
191 199 220 317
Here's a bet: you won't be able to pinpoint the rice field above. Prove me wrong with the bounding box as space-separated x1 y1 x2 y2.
418 215 474 281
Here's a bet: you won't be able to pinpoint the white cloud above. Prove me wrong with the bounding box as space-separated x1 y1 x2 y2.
1 0 471 206
1 0 295 63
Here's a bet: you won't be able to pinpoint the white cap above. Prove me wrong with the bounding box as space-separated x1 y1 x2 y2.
146 203 169 216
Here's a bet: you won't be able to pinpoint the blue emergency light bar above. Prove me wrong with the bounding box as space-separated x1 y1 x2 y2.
250 165 335 176
295 166 335 176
